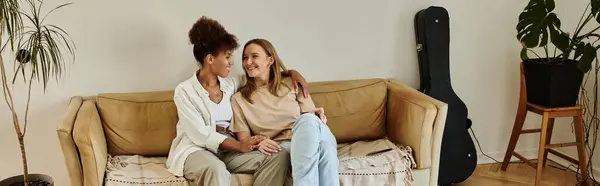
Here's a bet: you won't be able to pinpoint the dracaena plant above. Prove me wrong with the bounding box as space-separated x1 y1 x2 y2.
1 0 75 185
517 0 600 184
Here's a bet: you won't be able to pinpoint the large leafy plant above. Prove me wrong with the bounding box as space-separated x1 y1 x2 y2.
518 0 600 72
1 0 75 185
517 0 600 184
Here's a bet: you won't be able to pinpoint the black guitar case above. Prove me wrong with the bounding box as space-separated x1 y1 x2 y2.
414 6 477 185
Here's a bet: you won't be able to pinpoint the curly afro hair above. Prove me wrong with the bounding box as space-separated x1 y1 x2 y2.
189 16 239 64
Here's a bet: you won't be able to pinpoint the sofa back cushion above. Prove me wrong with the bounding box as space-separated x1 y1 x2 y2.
96 91 178 156
95 78 388 156
308 78 387 143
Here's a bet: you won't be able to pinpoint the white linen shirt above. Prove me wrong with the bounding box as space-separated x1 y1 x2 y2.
166 71 244 177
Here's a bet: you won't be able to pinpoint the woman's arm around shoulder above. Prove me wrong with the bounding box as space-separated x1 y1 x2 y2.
282 69 310 98
294 80 317 113
291 82 328 123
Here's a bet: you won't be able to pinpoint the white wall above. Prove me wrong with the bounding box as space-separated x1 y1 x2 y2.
0 0 594 185
547 1 600 180
436 0 600 179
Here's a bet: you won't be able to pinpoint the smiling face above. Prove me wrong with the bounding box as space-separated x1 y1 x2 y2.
238 39 289 103
206 50 234 77
242 43 274 79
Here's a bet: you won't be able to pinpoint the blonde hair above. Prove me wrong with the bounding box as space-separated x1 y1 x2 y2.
239 38 288 104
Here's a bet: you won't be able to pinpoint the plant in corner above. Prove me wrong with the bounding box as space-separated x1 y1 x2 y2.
0 0 75 186
518 0 600 184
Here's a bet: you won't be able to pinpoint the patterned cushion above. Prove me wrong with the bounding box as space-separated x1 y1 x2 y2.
337 139 416 186
104 155 259 186
104 155 188 186
103 139 415 186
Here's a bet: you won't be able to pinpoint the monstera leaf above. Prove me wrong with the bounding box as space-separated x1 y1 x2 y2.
516 0 561 48
592 0 600 22
551 30 571 53
574 42 596 72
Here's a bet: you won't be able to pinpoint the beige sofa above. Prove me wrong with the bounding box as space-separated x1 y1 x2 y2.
57 78 447 186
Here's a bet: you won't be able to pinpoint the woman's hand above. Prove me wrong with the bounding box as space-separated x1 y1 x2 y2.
257 139 281 156
238 135 266 153
313 107 327 124
288 70 309 98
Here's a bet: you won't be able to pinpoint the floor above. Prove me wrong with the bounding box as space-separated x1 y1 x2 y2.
455 161 597 186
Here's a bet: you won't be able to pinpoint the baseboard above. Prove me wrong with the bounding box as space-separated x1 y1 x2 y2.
476 148 600 182
476 148 538 164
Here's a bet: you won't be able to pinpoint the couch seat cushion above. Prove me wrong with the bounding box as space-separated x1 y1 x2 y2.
337 139 417 186
104 155 259 186
104 139 415 186
104 155 189 186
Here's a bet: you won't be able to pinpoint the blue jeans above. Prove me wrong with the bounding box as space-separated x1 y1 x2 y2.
280 113 339 186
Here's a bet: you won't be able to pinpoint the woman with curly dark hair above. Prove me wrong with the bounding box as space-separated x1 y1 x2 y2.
165 16 308 186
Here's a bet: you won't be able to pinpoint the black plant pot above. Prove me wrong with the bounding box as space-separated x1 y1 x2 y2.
0 174 53 186
523 58 584 108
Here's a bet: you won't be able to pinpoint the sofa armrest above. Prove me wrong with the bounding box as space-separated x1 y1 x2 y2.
385 79 448 171
57 96 84 186
73 99 108 186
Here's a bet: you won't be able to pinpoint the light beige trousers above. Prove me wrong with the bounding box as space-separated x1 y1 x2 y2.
183 133 291 186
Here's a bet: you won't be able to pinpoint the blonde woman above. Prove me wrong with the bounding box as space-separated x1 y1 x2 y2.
229 38 339 186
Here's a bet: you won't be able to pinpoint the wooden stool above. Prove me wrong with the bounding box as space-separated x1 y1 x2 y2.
500 62 588 186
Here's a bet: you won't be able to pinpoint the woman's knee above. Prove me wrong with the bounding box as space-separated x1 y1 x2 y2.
320 131 338 156
270 149 291 164
321 139 338 154
321 127 337 145
262 150 291 173
207 161 229 174
294 113 321 130
185 160 229 181
297 113 321 124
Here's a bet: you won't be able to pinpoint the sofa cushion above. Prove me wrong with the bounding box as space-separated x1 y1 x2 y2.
105 155 262 186
103 139 415 186
104 155 188 186
96 91 178 156
337 138 416 186
96 78 388 155
308 79 388 143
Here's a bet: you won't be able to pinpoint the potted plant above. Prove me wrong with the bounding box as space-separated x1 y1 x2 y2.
0 0 75 186
517 0 600 107
518 0 600 183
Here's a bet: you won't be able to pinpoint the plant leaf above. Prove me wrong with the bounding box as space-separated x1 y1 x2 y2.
516 0 562 48
520 46 529 60
0 0 23 52
552 31 571 53
8 1 76 90
545 0 555 12
578 43 595 72
41 3 73 23
574 42 585 60
592 0 600 22
593 0 600 13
